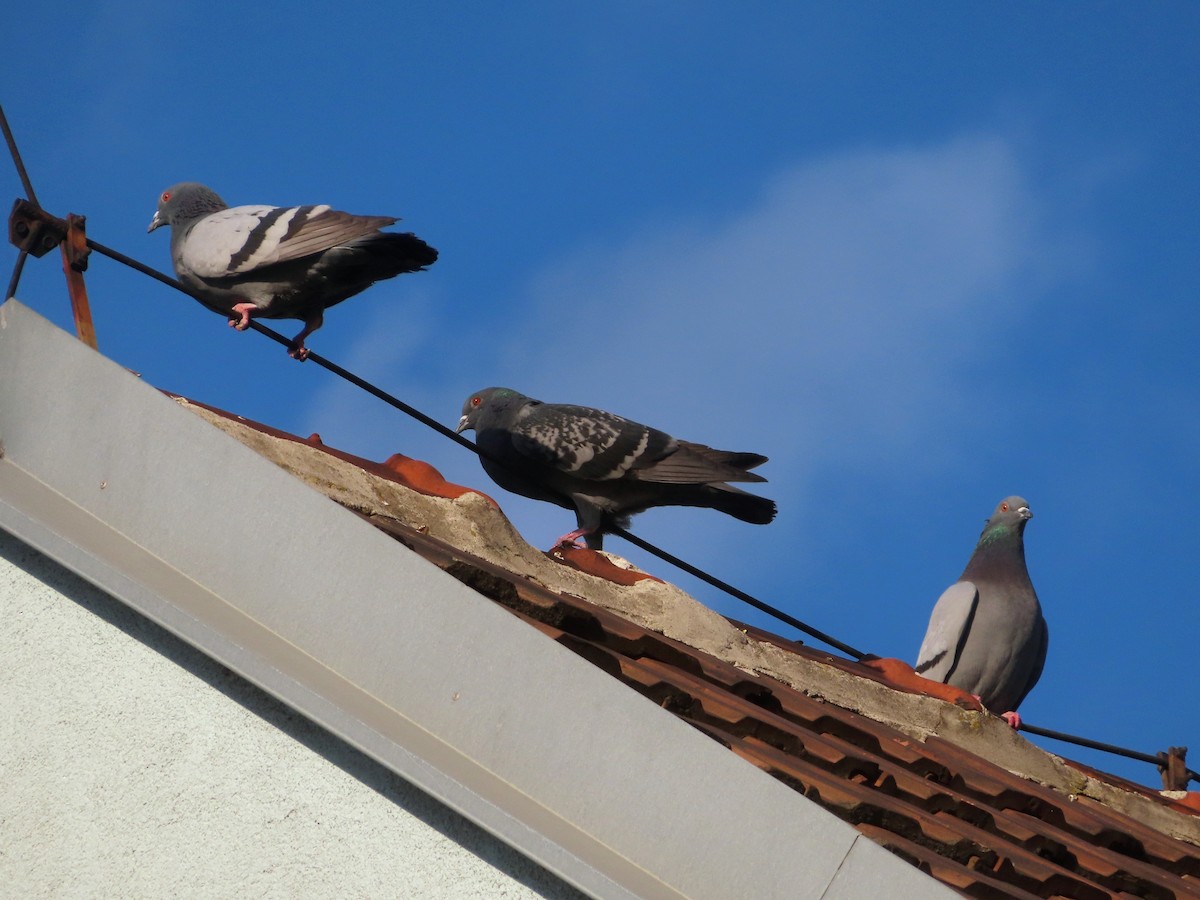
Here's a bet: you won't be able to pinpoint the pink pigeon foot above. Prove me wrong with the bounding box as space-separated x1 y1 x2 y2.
970 694 1021 728
552 526 595 550
287 313 323 362
228 302 256 331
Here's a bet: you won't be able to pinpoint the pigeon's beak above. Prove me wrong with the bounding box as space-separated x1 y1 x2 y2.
1018 506 1032 520
455 415 469 434
147 211 164 233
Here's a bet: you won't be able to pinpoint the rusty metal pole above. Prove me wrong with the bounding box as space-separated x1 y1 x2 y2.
60 213 96 349
7 200 97 348
1158 746 1189 792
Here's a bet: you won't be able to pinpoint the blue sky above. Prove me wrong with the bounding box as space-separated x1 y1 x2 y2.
5 3 1198 787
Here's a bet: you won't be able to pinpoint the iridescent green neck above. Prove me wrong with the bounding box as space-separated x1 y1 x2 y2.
963 522 1026 582
976 522 1014 548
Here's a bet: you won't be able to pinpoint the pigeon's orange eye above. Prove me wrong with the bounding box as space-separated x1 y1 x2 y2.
161 191 171 202
1001 502 1009 511
471 396 481 407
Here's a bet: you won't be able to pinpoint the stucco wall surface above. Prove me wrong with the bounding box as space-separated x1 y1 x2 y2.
0 529 580 899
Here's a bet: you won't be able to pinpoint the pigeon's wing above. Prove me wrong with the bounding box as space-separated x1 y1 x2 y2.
181 204 396 279
630 441 769 484
915 580 979 683
508 404 674 481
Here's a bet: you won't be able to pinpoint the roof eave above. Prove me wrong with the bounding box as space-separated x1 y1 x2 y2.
0 298 953 899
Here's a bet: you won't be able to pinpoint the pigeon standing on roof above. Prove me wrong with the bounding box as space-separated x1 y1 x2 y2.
456 387 777 550
148 182 437 359
915 496 1048 728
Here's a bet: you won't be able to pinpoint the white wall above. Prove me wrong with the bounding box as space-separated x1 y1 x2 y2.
0 529 579 899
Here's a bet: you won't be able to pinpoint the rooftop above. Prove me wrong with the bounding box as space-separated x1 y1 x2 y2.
178 391 1200 898
3 297 1197 898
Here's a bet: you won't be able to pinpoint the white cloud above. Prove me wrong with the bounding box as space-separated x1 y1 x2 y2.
302 133 1067 574
504 135 1046 481
298 290 447 449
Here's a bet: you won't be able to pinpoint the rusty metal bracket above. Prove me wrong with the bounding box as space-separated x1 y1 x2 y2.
7 199 96 347
63 212 90 272
8 198 67 258
1157 746 1189 791
61 214 96 348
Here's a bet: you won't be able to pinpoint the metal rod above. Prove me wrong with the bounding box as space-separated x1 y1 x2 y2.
61 242 96 348
301 345 479 451
78 233 1200 789
85 235 866 660
6 248 28 300
83 236 479 452
1 111 1193 789
612 524 870 660
62 217 97 349
0 105 39 207
1020 722 1199 784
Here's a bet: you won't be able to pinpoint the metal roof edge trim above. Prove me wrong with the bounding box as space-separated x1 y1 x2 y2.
0 460 650 900
0 298 956 900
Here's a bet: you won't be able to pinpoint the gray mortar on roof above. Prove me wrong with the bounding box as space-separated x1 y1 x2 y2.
179 398 1200 849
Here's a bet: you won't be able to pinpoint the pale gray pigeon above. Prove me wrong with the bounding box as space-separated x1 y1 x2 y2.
915 496 1048 727
456 387 777 550
148 182 437 359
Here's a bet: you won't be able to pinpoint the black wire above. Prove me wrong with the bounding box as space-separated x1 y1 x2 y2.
85 242 474 447
300 346 479 451
64 242 1200 778
88 233 854 653
611 524 868 659
3 117 862 658
6 248 28 301
84 237 480 451
45 232 1200 788
4 116 1192 787
0 105 39 207
3 102 37 301
1020 723 1199 785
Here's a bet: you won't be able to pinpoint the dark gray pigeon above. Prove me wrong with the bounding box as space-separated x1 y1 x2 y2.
148 182 437 359
456 387 776 550
915 496 1048 728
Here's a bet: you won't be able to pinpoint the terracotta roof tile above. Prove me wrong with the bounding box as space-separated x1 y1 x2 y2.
180 399 1200 898
177 398 486 503
549 544 662 585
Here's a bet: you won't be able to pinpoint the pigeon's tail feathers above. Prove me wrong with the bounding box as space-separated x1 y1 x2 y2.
633 441 768 484
704 448 769 474
305 232 437 297
391 232 439 270
704 483 777 525
345 231 439 276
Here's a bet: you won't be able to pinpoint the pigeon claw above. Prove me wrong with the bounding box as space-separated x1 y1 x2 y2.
287 314 323 361
552 526 594 551
228 302 256 332
1000 711 1022 729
